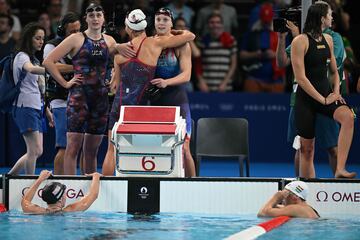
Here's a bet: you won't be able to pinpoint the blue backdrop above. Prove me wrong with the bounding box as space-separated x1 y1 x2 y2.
189 93 360 165
1 93 359 167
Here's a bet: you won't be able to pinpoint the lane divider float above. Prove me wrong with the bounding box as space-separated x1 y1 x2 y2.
224 216 290 240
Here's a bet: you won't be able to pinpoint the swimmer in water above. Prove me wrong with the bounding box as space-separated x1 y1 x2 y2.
21 170 101 214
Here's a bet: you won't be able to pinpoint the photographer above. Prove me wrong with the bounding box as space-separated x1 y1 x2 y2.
44 12 81 175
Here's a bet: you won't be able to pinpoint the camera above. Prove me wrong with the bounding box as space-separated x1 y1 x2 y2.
273 7 301 33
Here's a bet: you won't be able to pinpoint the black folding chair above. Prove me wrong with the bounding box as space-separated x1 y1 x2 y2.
196 118 250 177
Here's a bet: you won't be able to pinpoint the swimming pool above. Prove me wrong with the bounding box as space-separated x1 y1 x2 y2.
0 211 359 240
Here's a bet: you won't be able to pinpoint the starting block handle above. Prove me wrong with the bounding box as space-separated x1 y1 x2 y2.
111 122 118 147
168 139 185 174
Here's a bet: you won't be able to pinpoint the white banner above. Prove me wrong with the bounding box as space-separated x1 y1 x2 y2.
8 179 128 212
160 181 278 214
5 178 360 216
307 182 360 217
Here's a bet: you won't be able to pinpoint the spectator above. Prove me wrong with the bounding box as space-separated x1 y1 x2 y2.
239 3 285 93
174 16 200 92
0 0 21 41
38 12 56 41
196 13 237 92
46 0 63 37
166 0 194 29
247 0 290 31
0 13 16 60
194 0 238 38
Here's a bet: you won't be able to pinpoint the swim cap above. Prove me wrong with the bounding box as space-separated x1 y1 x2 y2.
125 9 147 31
41 182 66 204
155 7 174 22
284 180 308 200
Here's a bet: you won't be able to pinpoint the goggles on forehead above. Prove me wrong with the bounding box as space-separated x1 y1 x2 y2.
155 8 174 20
86 6 103 14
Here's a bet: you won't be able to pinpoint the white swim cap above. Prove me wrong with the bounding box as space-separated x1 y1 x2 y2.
125 9 147 31
284 180 308 200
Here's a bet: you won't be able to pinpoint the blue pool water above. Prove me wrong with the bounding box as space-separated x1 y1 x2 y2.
0 212 359 240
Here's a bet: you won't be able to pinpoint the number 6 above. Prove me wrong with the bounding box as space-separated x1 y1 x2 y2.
141 156 155 171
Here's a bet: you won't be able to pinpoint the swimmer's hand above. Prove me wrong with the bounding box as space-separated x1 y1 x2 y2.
109 78 117 94
85 172 102 179
171 29 184 35
280 189 290 198
337 95 347 105
66 74 83 89
324 93 342 105
38 170 52 181
150 78 168 88
116 42 136 58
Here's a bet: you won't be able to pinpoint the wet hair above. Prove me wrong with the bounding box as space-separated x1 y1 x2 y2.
303 2 330 39
16 22 45 58
0 13 14 28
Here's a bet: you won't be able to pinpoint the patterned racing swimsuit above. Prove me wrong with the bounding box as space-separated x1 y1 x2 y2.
67 32 109 135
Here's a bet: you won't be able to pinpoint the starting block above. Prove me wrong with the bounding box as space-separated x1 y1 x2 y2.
111 106 186 177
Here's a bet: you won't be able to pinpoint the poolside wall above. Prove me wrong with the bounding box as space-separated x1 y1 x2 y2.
2 176 360 217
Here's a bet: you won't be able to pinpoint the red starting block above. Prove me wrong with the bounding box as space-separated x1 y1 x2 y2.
111 106 186 177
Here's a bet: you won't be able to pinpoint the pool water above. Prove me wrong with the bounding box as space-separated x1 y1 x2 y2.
260 217 360 240
0 212 359 240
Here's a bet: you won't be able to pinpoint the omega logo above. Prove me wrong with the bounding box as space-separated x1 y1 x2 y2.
22 187 85 199
316 191 360 202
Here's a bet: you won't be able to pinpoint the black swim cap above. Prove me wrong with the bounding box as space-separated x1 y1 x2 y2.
155 7 174 22
41 182 66 204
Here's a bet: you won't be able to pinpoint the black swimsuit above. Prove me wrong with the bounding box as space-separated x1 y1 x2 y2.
310 206 320 218
295 34 348 139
